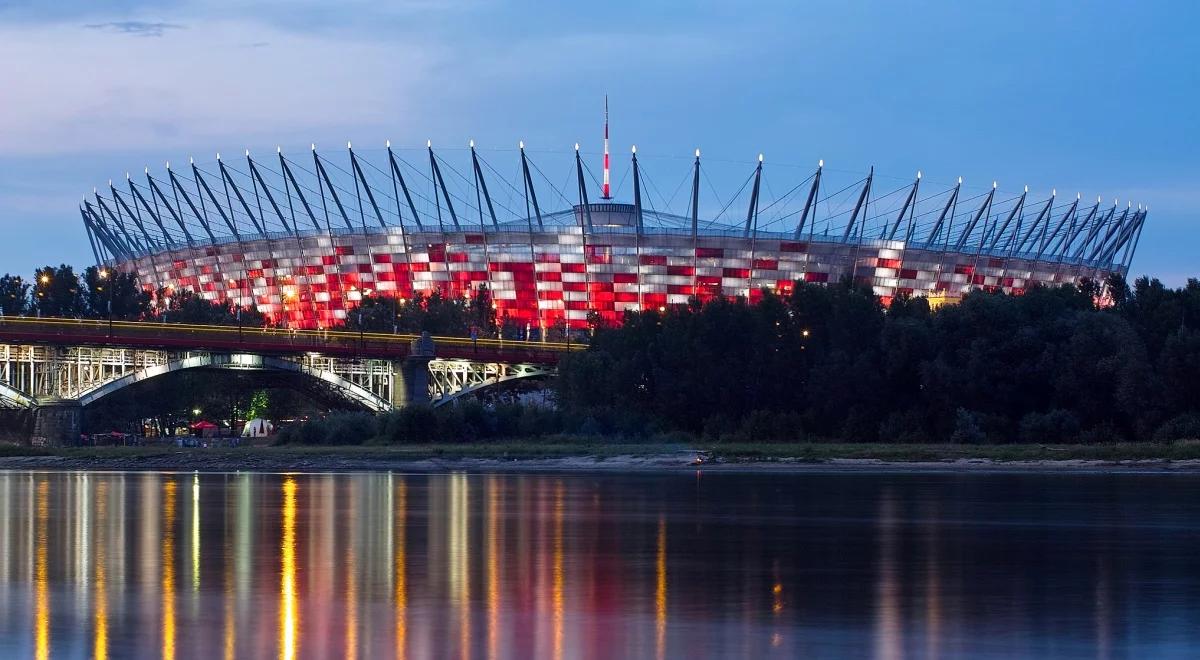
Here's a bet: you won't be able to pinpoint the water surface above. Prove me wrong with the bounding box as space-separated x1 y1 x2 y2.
0 470 1198 658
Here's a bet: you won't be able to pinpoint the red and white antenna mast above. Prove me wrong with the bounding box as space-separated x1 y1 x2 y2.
602 95 611 199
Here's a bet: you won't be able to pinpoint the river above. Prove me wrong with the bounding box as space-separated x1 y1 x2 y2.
0 470 1196 658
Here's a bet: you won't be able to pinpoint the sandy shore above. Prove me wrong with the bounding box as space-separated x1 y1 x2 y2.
4 451 1200 473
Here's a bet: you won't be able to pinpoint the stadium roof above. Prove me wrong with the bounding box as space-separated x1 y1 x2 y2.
80 142 1146 272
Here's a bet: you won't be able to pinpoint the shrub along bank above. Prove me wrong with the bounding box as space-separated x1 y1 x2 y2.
278 274 1200 446
555 275 1200 445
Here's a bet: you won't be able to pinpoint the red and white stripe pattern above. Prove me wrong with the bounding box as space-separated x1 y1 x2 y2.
125 228 1116 330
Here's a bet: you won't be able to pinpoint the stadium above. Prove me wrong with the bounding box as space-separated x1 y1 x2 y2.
80 128 1147 331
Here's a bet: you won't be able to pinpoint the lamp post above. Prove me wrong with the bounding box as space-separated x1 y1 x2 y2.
99 268 113 336
36 272 49 318
227 279 242 342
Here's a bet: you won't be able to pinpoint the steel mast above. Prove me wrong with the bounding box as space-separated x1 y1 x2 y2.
602 95 611 200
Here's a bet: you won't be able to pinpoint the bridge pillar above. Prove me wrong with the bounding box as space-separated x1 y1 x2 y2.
31 398 82 447
392 332 435 409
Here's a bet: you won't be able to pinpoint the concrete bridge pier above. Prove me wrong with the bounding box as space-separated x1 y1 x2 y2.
31 398 82 447
392 332 436 408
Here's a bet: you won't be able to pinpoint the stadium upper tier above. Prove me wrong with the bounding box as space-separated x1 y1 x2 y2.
81 143 1146 329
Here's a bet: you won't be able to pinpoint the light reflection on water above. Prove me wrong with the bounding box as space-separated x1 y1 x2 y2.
1 470 1200 658
280 477 297 660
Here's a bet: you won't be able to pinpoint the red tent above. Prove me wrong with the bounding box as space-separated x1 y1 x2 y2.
189 420 218 431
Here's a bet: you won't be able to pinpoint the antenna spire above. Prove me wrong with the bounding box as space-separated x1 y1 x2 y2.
602 95 612 200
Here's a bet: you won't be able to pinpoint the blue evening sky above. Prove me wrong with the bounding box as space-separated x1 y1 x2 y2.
0 1 1196 283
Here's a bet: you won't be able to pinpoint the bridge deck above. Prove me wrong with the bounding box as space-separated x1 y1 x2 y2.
0 317 577 365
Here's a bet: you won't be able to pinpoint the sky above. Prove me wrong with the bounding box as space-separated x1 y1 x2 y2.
0 0 1196 283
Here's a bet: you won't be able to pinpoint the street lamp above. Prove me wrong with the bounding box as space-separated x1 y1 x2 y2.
99 269 113 335
36 272 50 318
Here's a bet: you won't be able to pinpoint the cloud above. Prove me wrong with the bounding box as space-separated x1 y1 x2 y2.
4 0 480 37
0 19 440 154
83 20 184 37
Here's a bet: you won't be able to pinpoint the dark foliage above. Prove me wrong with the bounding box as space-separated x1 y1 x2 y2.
82 266 150 320
32 265 83 317
346 286 498 336
0 275 29 316
556 275 1200 443
151 288 267 326
275 411 377 446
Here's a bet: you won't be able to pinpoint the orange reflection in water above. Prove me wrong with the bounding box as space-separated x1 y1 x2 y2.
162 480 177 660
34 479 49 660
95 482 109 660
450 473 470 660
224 550 236 660
280 477 299 660
223 475 243 660
655 514 667 660
874 493 901 660
345 483 358 659
394 480 407 660
486 477 501 660
192 475 200 592
553 483 564 660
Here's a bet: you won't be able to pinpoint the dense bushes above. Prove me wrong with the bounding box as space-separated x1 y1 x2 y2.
275 411 377 445
1018 410 1082 444
275 400 734 446
1153 414 1200 442
276 402 579 445
557 274 1200 444
278 273 1200 446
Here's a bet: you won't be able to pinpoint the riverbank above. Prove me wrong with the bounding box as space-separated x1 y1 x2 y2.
4 441 1200 472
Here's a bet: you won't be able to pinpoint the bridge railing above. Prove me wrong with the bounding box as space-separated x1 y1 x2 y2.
0 316 582 364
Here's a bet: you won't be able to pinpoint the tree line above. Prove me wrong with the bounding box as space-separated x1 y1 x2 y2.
556 274 1200 444
0 264 508 336
0 264 267 326
16 262 1200 445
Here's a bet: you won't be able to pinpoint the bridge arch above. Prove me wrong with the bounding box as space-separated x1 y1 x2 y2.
429 360 553 407
77 353 392 412
0 383 34 409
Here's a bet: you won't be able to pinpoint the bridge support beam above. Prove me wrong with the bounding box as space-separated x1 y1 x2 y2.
392 333 436 408
31 398 82 447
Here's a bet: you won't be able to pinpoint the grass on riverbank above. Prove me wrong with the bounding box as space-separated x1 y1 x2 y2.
0 441 691 461
705 441 1200 462
4 440 1200 463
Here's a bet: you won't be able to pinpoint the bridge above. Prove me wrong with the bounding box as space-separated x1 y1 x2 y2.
0 317 579 445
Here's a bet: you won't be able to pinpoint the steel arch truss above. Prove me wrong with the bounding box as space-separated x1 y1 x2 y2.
0 344 394 412
428 359 552 406
0 382 33 409
76 353 393 412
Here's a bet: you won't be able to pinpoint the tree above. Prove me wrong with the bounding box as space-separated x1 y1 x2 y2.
154 289 266 326
247 390 270 419
346 285 497 337
1105 272 1130 309
467 285 498 336
0 275 29 316
421 289 469 335
82 266 150 320
346 291 401 332
32 265 83 317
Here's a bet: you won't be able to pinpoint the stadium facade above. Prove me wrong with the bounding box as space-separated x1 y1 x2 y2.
80 135 1146 330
